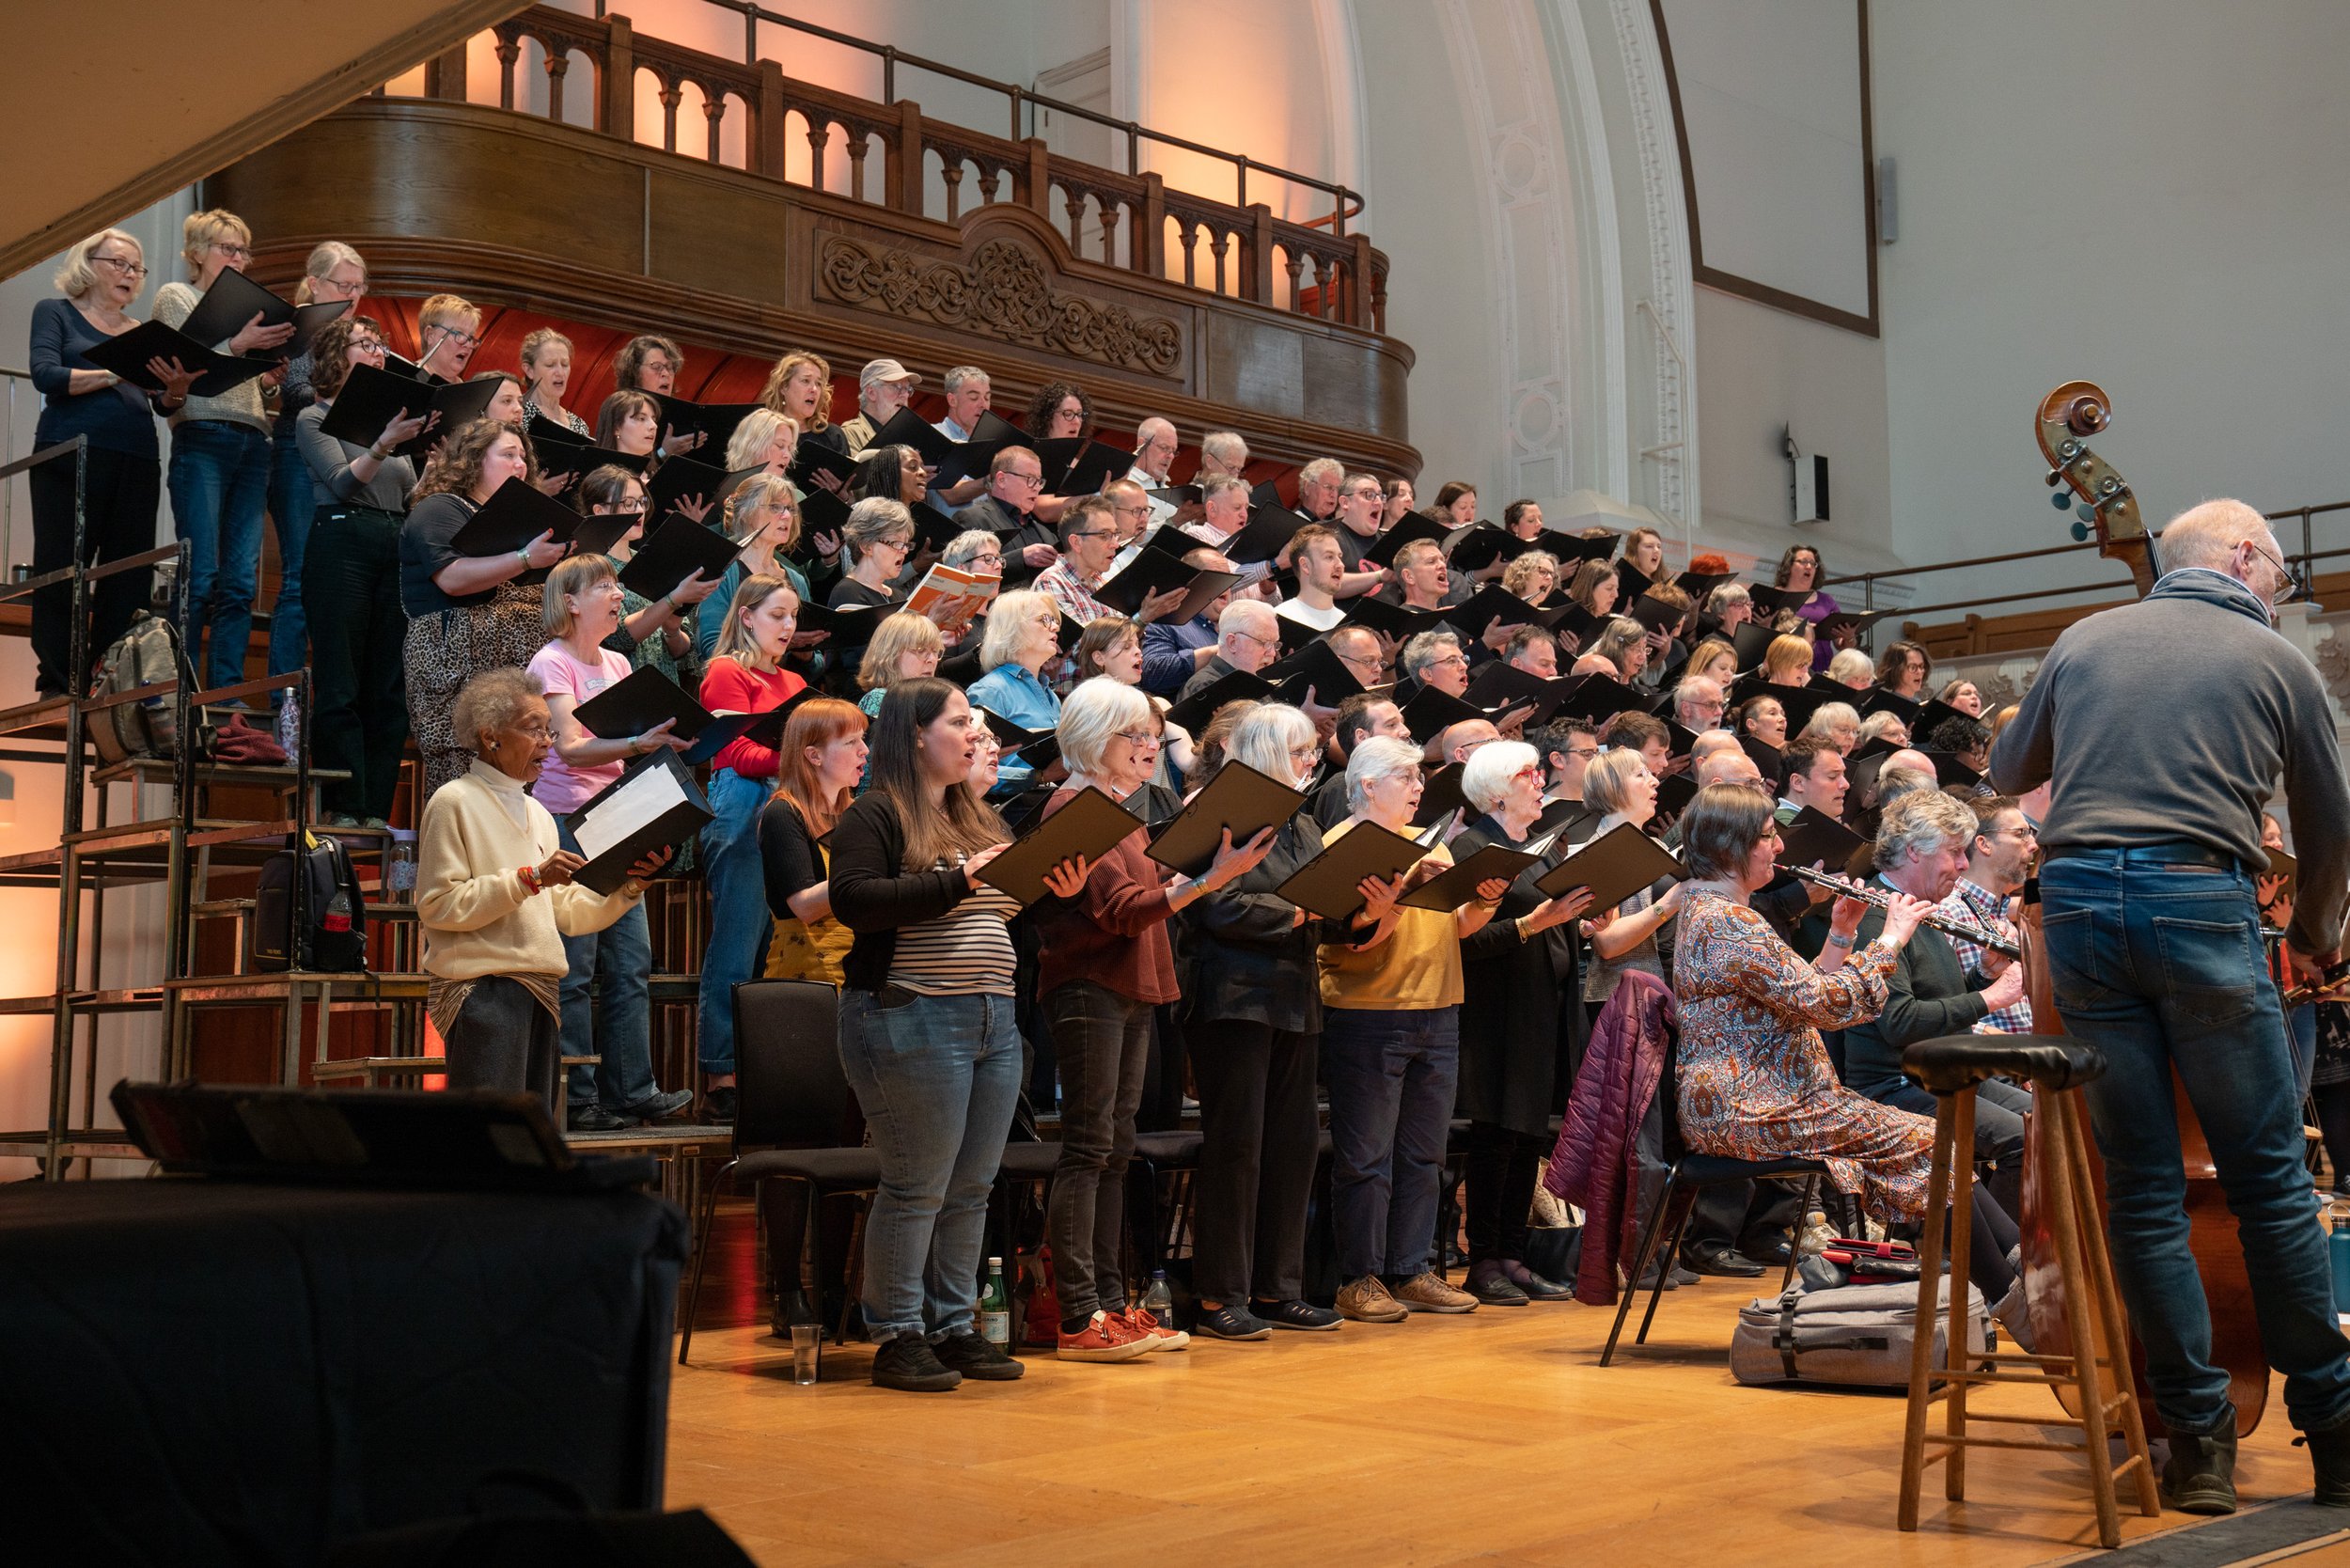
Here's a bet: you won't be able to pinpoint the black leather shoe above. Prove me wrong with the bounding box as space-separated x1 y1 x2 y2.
2300 1423 2350 1507
567 1105 629 1133
703 1086 737 1125
1739 1233 1794 1267
616 1089 695 1123
1683 1241 1765 1278
932 1329 1025 1381
1500 1261 1574 1300
1465 1260 1530 1306
2161 1424 2237 1515
870 1330 961 1391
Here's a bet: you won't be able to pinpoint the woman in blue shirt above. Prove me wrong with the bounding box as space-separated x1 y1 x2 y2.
964 589 1064 798
24 229 196 698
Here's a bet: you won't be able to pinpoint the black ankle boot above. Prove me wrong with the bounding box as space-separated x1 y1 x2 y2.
2161 1423 2237 1515
2300 1422 2350 1507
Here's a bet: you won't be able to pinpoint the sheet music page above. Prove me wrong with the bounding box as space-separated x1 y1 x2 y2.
574 764 690 862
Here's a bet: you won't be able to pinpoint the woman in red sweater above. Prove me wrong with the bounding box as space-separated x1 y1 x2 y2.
694 571 807 1122
1033 676 1273 1360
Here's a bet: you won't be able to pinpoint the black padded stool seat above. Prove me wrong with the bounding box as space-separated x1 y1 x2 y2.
1901 1033 2105 1094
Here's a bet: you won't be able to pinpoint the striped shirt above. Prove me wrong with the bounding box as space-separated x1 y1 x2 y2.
1938 876 2034 1033
887 857 1019 996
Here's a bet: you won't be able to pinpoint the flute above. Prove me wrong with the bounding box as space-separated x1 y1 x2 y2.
1778 863 2023 960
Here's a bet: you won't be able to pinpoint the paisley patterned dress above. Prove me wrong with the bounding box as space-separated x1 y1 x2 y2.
1673 888 1935 1222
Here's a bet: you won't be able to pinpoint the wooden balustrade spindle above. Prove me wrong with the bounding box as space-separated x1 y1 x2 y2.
942 161 964 221
807 120 831 192
545 51 568 123
1064 188 1088 250
1098 202 1118 264
1209 227 1230 295
1283 249 1305 314
703 89 726 163
494 33 521 111
1179 219 1198 288
658 77 682 154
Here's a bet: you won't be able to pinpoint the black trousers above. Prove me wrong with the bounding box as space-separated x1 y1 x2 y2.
1462 1121 1545 1264
27 446 160 695
303 506 410 820
1190 1018 1321 1304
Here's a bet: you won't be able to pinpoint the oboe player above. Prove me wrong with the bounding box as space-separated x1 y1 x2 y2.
1837 792 2030 1216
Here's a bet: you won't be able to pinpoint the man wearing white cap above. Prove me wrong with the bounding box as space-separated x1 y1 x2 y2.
838 358 920 458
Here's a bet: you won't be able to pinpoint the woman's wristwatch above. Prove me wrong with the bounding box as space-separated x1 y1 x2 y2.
1825 929 1856 949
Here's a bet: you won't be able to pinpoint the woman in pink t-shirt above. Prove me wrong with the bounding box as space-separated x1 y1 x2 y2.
525 554 693 1131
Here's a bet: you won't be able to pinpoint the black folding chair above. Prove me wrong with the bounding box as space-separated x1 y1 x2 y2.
1601 1033 1825 1366
679 980 879 1366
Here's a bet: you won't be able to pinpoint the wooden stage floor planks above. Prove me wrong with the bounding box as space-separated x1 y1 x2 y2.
663 1266 2318 1568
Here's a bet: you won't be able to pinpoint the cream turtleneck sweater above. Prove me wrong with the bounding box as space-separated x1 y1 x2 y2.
417 760 639 980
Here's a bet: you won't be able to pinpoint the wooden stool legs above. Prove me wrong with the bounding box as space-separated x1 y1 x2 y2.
1897 1084 2157 1548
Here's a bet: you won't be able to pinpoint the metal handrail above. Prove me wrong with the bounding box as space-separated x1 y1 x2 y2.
1819 497 2350 628
616 0 1365 229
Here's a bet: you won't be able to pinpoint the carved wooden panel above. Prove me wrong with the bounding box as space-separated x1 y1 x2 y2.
815 231 1183 378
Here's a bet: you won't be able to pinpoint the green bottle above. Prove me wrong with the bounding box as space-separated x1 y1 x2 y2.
980 1256 1011 1349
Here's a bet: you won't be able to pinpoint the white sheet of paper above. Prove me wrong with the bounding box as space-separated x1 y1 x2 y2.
574 762 690 863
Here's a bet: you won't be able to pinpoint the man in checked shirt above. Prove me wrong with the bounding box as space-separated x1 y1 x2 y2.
1935 793 2039 1034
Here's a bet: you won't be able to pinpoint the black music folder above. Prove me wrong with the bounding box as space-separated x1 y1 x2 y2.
975 707 1064 773
1340 596 1451 644
643 454 750 525
1552 672 1652 726
446 477 584 557
315 363 500 458
1532 821 1683 908
535 434 650 485
1745 585 1812 619
618 513 738 602
1225 503 1311 567
180 268 350 360
1399 834 1554 911
569 751 715 895
789 439 860 495
1399 683 1482 746
1446 525 1540 575
1095 550 1239 621
570 511 638 559
1364 513 1449 569
1165 668 1276 734
869 407 1026 487
82 319 274 399
1147 760 1306 877
1776 806 1864 871
572 666 713 745
1627 592 1686 636
1731 621 1777 670
976 786 1141 905
1263 636 1366 709
1036 437 1129 496
649 392 760 456
1449 584 1542 643
1276 819 1434 923
1413 762 1467 829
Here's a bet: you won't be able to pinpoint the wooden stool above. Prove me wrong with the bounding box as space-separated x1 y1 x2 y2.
1895 1034 2158 1549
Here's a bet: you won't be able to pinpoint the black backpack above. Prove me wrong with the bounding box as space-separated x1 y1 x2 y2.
252 831 368 972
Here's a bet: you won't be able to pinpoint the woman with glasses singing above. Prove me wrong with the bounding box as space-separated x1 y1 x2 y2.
1031 679 1275 1359
151 209 297 698
1183 703 1342 1340
24 228 196 698
295 314 431 825
964 588 1065 799
1449 742 1597 1306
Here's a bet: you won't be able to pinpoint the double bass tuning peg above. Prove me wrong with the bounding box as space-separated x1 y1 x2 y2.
2070 521 2092 541
2050 490 2075 511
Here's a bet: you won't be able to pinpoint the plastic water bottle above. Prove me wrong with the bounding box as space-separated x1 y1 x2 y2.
276 692 301 755
1141 1269 1175 1327
2330 1207 2350 1316
979 1257 1011 1349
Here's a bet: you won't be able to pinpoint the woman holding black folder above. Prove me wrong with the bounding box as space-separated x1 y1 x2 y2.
527 554 695 1130
691 475 816 663
519 328 589 436
297 314 430 824
24 228 195 698
400 418 566 799
1185 702 1340 1340
1319 736 1512 1324
1449 741 1597 1306
577 466 713 690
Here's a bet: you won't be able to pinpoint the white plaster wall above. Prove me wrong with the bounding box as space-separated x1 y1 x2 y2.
1872 0 2350 618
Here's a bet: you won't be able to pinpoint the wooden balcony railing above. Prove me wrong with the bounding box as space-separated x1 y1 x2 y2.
403 5 1386 333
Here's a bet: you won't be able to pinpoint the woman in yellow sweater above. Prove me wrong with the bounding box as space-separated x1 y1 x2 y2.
417 668 672 1110
1318 735 1512 1325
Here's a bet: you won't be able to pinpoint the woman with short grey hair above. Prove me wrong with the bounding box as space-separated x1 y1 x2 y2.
417 668 667 1109
1031 678 1274 1358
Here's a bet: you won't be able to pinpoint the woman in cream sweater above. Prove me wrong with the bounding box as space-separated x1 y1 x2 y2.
417 668 671 1109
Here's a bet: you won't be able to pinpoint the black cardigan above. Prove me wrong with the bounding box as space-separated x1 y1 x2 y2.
1452 812 1585 1138
826 792 985 993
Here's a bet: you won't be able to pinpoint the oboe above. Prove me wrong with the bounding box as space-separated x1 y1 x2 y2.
1778 863 2022 960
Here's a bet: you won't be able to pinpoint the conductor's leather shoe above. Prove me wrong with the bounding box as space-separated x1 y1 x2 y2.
1683 1240 1765 1278
2299 1421 2350 1507
2160 1423 2237 1515
1739 1233 1794 1268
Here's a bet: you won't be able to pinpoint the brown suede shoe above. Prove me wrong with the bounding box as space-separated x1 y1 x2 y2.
1389 1272 1480 1314
1336 1275 1409 1323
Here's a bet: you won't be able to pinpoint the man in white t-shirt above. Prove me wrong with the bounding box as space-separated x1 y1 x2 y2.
1277 525 1350 634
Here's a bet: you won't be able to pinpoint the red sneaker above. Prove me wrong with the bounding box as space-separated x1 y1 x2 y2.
1121 1306 1191 1351
1056 1309 1154 1362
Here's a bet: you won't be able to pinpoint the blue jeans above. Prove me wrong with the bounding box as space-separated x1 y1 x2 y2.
695 767 773 1076
2041 846 2350 1435
1321 1005 1461 1280
166 420 271 693
837 988 1023 1341
556 814 658 1113
265 426 314 680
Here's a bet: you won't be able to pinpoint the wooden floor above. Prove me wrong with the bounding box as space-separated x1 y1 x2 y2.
663 1223 2318 1568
